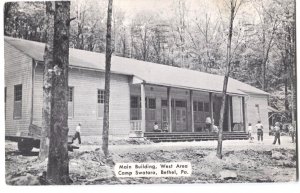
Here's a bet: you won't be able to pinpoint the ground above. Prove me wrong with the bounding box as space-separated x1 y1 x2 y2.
5 135 297 185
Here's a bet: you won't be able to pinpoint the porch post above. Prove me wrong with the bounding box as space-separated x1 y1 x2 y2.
228 96 232 132
242 97 247 132
209 92 213 124
141 83 146 134
167 87 172 132
190 90 194 132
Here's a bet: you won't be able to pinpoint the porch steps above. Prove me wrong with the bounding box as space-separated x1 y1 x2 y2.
144 132 249 143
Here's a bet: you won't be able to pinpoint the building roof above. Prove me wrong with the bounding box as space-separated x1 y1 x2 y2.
4 36 269 96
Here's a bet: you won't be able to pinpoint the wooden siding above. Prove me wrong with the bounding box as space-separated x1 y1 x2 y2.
4 42 33 136
245 94 269 133
33 67 131 138
5 40 270 137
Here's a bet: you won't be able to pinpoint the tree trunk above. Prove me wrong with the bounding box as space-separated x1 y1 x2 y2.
102 0 113 158
217 0 236 159
46 1 71 185
39 2 55 161
284 55 289 112
289 12 296 124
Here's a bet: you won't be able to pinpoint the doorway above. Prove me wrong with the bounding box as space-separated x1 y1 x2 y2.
172 100 187 132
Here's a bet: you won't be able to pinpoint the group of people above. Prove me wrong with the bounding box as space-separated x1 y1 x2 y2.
153 117 219 133
153 122 169 132
248 121 296 145
247 121 263 143
74 120 296 145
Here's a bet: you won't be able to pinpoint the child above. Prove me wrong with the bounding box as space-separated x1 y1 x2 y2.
153 122 161 132
162 122 169 132
72 123 81 144
273 122 281 145
255 121 264 144
248 123 253 143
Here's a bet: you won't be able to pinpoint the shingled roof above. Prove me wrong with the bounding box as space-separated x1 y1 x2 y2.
4 36 268 96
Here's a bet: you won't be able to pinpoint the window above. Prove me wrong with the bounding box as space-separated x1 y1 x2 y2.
68 87 74 118
162 108 167 122
198 101 204 111
175 100 186 108
204 102 209 112
13 84 22 119
147 98 156 121
5 87 7 120
131 96 140 108
255 104 261 121
193 100 209 123
5 87 7 103
130 96 141 120
193 101 197 111
97 89 105 118
97 89 105 104
148 98 156 109
176 109 181 121
161 99 168 107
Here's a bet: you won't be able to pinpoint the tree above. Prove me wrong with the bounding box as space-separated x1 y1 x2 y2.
4 2 19 35
46 1 71 184
102 0 113 158
217 0 243 159
39 1 55 161
4 2 46 41
69 0 107 52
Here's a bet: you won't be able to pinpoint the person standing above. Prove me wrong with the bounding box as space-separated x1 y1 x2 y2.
289 122 296 143
72 123 81 144
153 122 161 132
255 121 264 143
205 117 212 132
273 122 281 145
248 123 253 143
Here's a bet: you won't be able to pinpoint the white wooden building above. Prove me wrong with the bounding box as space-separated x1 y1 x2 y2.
4 37 271 139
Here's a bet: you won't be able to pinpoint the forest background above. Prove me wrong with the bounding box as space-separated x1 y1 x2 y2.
4 0 296 121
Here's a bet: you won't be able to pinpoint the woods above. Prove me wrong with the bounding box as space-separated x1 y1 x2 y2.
3 0 297 185
4 0 296 118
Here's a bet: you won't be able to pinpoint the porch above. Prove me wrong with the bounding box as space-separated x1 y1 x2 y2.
129 82 247 138
144 132 249 143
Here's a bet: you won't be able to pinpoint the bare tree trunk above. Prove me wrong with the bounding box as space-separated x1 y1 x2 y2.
217 0 236 159
102 0 113 158
284 55 289 112
46 1 71 184
289 12 296 124
39 2 55 161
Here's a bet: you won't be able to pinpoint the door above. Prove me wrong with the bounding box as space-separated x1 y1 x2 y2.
175 108 187 132
161 107 168 131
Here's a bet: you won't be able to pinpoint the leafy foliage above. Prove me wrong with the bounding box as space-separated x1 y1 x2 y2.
4 0 295 115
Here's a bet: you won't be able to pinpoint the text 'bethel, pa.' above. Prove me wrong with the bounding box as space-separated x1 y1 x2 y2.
115 162 192 177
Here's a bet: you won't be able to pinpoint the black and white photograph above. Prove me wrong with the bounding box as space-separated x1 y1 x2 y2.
1 0 298 188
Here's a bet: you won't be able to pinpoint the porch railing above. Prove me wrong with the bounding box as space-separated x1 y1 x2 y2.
130 120 142 132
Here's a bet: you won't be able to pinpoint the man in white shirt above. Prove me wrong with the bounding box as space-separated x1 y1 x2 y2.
205 117 212 132
255 121 264 143
73 123 81 144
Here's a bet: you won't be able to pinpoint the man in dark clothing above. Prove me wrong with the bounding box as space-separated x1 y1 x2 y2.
273 122 281 145
289 123 296 143
255 121 264 144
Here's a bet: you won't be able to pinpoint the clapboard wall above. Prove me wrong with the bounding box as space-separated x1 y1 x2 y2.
32 66 131 138
4 42 33 136
245 94 269 133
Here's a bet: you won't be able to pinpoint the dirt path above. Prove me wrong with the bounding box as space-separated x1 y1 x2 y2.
5 135 297 185
79 135 296 154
